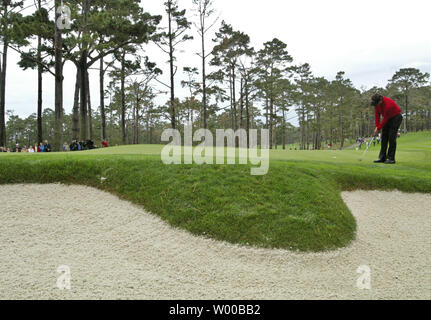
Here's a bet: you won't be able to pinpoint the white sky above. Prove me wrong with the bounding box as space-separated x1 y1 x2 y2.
5 0 431 123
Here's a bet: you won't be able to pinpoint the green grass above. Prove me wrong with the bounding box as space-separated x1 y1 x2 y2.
1 131 430 252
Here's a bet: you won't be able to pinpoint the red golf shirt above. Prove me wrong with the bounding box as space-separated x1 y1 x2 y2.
375 97 402 130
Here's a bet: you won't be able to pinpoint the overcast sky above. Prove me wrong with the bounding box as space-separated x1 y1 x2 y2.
5 0 431 123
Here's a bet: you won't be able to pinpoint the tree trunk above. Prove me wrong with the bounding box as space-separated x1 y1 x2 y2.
149 126 153 144
269 97 274 149
339 99 344 150
132 103 136 144
265 97 269 129
201 23 207 129
232 67 237 131
190 102 194 125
37 4 43 145
79 0 89 142
100 56 106 140
240 78 244 129
54 0 64 151
301 104 306 150
72 68 80 140
245 78 250 148
79 59 88 141
306 111 310 150
404 90 408 133
109 107 113 141
229 72 234 129
316 108 321 150
146 111 150 144
86 71 93 140
135 88 140 145
0 41 7 147
121 50 126 144
427 109 431 130
168 3 176 130
329 108 333 146
282 108 286 150
0 1 9 148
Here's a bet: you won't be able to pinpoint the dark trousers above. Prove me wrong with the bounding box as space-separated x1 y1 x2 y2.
379 114 403 161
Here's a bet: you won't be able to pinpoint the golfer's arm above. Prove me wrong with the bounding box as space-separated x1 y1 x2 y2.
375 109 381 129
377 115 389 131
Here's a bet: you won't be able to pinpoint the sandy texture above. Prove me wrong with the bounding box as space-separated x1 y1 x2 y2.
0 184 429 300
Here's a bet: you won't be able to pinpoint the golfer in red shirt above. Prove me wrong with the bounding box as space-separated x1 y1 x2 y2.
371 94 403 164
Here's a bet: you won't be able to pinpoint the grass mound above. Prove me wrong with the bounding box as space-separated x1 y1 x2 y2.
1 131 430 252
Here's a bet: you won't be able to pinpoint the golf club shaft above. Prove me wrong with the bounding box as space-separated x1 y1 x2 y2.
359 135 377 161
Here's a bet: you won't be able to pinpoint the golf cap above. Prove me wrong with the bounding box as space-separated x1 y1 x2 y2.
371 94 383 106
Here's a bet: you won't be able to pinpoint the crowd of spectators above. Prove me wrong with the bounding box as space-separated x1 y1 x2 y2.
0 140 52 153
0 140 109 153
356 136 381 149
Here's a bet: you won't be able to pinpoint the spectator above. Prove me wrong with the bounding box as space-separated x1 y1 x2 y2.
40 142 45 152
44 140 52 152
358 138 363 149
86 140 96 150
63 142 70 152
70 140 79 151
101 140 109 148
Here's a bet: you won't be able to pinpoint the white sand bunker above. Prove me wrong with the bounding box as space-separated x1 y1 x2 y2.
0 184 430 300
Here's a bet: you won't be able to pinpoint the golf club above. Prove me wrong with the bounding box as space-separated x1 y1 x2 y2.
358 136 377 162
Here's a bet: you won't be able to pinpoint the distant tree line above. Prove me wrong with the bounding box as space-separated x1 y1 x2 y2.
0 0 430 151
